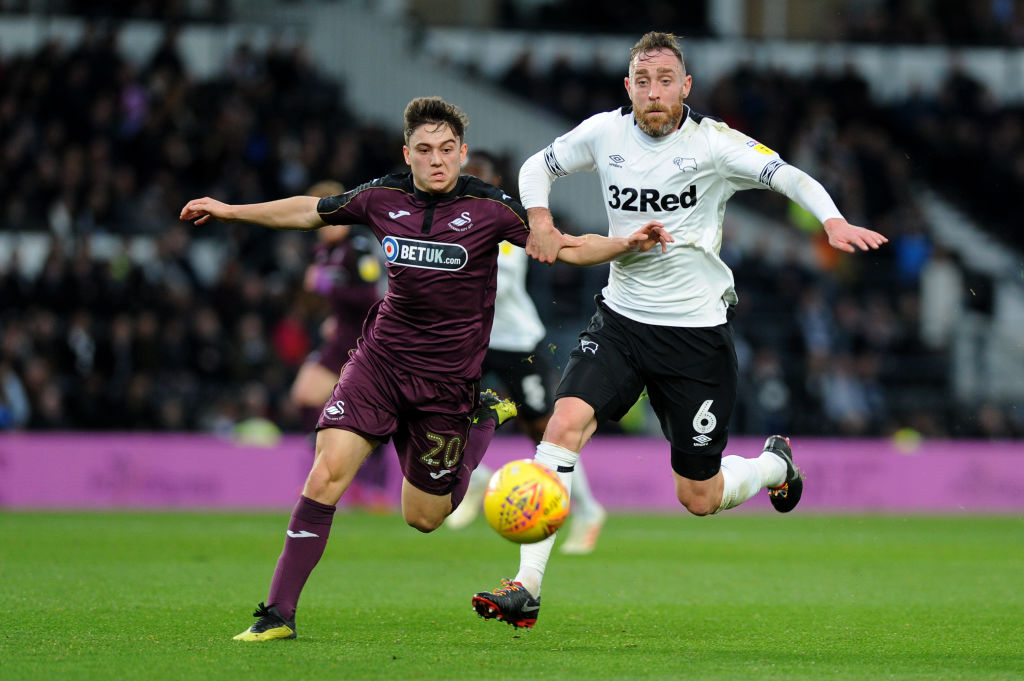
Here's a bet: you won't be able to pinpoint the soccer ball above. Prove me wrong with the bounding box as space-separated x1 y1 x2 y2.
483 459 570 544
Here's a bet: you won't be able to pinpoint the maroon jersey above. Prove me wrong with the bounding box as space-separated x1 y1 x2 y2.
317 173 529 381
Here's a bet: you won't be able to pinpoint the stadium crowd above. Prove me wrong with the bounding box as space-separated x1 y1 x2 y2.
1 19 1022 439
496 0 1024 46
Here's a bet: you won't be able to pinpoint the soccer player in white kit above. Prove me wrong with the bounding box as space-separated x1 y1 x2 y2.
446 151 607 554
472 32 888 629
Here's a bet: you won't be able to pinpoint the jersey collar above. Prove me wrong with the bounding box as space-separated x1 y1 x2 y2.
412 175 467 203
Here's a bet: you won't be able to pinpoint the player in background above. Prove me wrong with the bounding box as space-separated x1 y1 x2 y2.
473 32 888 629
290 180 390 509
445 150 606 555
181 96 672 641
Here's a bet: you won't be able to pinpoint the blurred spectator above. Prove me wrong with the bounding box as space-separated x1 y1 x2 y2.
0 22 1017 440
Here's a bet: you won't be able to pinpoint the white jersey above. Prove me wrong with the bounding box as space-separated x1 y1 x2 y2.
489 241 546 352
529 105 840 327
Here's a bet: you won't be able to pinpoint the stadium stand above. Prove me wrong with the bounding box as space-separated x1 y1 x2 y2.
1 3 1022 438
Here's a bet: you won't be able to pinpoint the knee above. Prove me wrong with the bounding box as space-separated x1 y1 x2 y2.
404 511 444 533
304 455 352 502
676 490 718 517
544 402 593 451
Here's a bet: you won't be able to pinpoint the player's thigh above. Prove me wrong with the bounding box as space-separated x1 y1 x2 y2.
304 427 379 504
645 326 738 481
291 361 341 407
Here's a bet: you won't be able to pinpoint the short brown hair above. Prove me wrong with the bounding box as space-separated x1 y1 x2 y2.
629 32 685 73
403 96 468 144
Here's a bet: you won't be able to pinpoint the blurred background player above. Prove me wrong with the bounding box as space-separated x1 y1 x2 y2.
290 180 389 509
445 150 606 554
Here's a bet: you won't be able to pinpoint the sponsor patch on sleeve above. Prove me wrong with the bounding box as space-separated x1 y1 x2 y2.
746 140 776 155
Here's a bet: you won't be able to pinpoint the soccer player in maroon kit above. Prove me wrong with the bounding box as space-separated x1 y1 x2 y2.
181 96 672 641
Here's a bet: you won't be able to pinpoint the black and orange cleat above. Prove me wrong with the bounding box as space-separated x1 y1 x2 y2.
764 435 803 513
472 578 540 629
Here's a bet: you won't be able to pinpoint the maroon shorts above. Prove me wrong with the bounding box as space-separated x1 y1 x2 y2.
317 346 477 495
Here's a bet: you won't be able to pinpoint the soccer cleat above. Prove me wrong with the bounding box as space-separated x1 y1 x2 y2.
472 578 541 629
559 504 607 555
233 602 296 641
764 435 803 513
471 389 517 428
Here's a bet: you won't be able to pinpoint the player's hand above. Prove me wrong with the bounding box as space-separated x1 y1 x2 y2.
180 197 232 226
525 207 584 263
626 220 674 253
823 218 888 253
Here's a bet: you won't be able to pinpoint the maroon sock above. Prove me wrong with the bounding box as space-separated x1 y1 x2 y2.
266 495 336 620
451 418 497 510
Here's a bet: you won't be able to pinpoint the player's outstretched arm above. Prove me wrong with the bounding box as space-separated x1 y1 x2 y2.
555 221 672 266
180 196 324 230
823 218 888 254
525 207 584 264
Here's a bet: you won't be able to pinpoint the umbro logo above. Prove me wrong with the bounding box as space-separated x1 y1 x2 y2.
609 154 625 168
693 434 712 447
287 530 319 538
388 210 411 220
429 469 453 480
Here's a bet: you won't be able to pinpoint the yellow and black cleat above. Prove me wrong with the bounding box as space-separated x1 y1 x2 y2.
472 390 518 428
233 602 296 641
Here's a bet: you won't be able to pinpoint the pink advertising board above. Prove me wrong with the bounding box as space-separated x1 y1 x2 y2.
1 433 1022 512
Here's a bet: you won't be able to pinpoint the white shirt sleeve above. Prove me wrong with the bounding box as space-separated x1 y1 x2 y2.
713 127 844 225
518 112 606 209
765 164 844 225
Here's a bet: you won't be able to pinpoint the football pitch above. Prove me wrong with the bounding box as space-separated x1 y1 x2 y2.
2 512 1022 681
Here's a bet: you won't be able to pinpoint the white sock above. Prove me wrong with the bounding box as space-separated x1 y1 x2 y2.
569 460 600 517
514 441 577 597
717 449 786 512
469 464 492 491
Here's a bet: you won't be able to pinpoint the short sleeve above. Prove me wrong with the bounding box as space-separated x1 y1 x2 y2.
318 187 369 225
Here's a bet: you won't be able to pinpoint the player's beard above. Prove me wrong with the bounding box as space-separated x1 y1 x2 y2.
635 100 684 137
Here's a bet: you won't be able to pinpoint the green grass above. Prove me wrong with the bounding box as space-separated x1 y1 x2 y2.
1 512 1022 681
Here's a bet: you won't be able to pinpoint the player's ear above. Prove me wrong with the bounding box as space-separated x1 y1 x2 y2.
459 143 468 164
402 145 411 166
624 75 631 96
